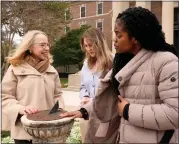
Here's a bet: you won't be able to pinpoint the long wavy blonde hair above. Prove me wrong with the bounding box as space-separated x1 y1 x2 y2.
7 30 52 66
80 27 113 71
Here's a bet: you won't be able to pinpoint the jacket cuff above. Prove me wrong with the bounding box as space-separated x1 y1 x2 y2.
78 108 89 120
82 100 92 116
123 103 130 121
8 104 24 126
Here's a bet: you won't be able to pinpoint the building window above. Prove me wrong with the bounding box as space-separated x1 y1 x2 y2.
65 8 70 21
65 65 70 73
80 5 86 18
97 2 103 15
65 26 70 34
96 19 103 31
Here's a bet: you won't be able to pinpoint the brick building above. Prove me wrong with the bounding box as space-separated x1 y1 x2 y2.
67 1 179 52
69 1 113 50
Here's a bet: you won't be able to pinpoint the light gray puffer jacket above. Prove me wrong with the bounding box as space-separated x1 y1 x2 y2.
115 49 178 143
85 49 178 143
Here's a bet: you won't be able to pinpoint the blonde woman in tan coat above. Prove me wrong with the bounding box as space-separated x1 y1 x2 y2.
78 28 113 142
2 30 64 144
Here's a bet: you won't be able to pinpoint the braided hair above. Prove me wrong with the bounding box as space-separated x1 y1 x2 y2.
111 53 134 95
111 6 178 94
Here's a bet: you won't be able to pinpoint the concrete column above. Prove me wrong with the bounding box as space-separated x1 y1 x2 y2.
112 2 129 53
64 73 81 92
162 2 174 44
136 2 151 10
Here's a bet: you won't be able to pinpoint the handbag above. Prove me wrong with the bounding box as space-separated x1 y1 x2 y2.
159 130 175 144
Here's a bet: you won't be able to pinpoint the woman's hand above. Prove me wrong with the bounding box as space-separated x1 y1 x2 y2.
118 96 129 116
19 106 39 115
60 111 82 119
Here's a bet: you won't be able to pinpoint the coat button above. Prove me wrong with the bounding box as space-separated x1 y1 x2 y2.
171 77 176 82
118 76 122 81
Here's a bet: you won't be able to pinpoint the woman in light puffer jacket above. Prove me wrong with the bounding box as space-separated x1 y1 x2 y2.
110 7 178 143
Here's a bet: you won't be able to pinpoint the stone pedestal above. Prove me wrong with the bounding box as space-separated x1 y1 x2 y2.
21 115 74 143
64 73 81 91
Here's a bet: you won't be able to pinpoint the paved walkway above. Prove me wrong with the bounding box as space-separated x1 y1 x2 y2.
62 90 81 111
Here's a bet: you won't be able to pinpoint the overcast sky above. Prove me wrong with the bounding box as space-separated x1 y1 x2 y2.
14 33 22 46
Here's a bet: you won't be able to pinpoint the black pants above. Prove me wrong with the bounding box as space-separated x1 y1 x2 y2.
14 139 32 144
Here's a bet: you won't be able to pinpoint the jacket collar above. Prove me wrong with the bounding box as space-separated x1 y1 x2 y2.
46 64 57 73
115 49 153 86
13 62 56 75
100 69 113 83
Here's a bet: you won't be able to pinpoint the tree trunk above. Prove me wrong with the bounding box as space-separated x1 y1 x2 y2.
1 61 10 79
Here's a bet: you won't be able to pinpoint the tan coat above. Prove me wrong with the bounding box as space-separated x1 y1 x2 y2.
86 49 178 143
2 62 64 140
83 70 120 143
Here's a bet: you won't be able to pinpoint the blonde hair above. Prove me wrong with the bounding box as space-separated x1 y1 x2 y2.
7 30 52 66
80 27 113 71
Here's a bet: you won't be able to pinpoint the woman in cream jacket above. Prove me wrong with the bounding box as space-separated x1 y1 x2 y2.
2 30 64 144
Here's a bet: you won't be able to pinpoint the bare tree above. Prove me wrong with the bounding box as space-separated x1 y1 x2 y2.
1 1 71 77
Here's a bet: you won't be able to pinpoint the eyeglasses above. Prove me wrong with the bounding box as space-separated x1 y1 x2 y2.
33 43 51 49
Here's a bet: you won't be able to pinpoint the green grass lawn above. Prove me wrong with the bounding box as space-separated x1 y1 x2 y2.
60 78 68 88
60 78 68 85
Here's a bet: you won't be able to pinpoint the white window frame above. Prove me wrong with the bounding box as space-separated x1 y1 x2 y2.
65 8 71 21
96 19 104 31
96 2 103 15
65 25 70 34
80 4 86 18
65 8 69 21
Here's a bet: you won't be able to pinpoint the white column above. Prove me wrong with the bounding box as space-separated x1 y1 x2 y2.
162 2 174 44
136 2 151 10
112 2 129 53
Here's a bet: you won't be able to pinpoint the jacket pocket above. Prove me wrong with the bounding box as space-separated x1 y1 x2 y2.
95 122 109 137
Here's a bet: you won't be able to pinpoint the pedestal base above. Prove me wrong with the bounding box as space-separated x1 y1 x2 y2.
21 115 74 144
32 133 68 143
65 73 81 91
